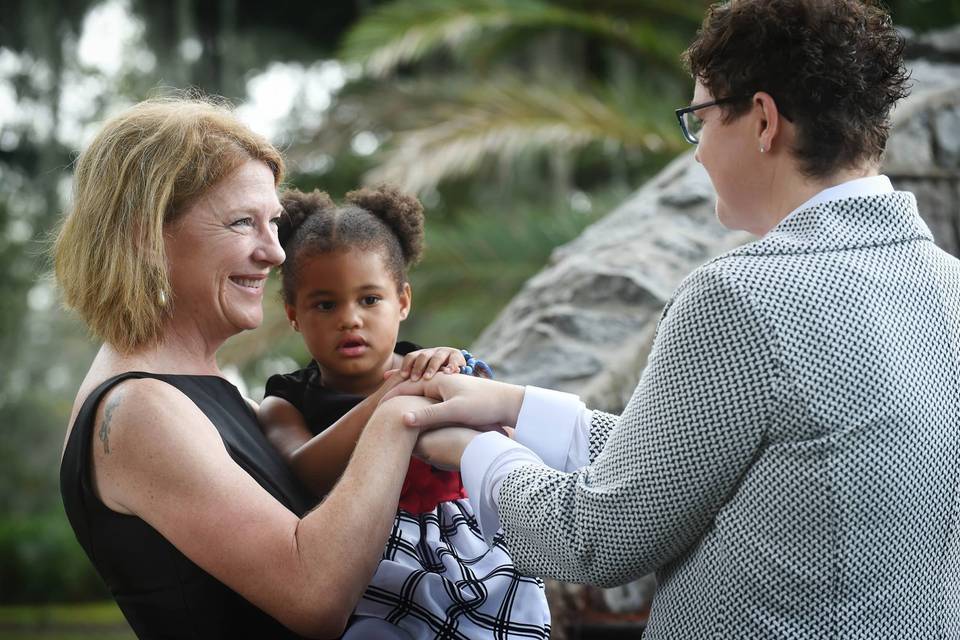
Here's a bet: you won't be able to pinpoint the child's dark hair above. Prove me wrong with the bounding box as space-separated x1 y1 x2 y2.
277 184 425 305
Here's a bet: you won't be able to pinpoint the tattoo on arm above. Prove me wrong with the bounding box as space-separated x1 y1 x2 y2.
99 394 121 455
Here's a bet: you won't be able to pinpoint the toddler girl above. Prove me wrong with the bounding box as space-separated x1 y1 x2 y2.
259 185 551 639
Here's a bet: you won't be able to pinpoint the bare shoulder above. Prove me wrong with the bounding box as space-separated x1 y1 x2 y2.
91 377 224 513
94 377 215 454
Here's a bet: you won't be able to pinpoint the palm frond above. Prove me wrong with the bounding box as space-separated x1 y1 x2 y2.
568 0 709 23
363 78 682 193
340 0 692 77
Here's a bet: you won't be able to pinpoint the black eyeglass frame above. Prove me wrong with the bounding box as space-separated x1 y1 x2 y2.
674 95 750 145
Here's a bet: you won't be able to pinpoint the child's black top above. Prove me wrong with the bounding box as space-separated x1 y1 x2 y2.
264 341 466 514
265 341 420 436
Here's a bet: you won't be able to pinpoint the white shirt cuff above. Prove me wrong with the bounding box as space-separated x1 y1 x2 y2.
569 408 593 470
461 431 545 546
514 385 586 471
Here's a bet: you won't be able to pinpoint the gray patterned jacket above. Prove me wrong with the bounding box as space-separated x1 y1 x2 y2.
498 192 960 638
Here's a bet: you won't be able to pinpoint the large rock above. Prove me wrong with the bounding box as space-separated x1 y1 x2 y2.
471 29 960 635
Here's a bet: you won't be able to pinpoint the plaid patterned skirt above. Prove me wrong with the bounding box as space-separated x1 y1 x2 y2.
353 499 551 639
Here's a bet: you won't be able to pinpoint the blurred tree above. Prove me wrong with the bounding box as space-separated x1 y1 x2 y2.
887 0 960 31
128 0 375 99
1 0 92 363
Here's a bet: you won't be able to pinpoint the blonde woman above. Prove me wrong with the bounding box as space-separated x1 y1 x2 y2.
55 98 431 639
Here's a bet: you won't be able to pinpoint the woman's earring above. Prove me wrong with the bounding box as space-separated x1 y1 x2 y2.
158 289 168 306
291 320 299 331
759 145 766 153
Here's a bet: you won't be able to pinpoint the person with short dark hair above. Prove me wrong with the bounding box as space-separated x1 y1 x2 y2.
382 1 960 636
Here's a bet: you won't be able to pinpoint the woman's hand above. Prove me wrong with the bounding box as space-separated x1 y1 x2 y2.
399 347 467 381
413 427 481 471
382 374 525 432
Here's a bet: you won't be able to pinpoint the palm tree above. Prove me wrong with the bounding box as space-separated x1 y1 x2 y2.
331 0 704 194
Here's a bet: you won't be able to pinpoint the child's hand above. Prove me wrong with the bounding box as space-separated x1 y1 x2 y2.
400 347 467 382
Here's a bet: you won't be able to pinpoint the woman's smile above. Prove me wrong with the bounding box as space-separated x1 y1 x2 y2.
228 274 268 294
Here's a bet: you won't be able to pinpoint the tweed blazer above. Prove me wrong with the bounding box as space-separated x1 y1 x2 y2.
497 192 960 638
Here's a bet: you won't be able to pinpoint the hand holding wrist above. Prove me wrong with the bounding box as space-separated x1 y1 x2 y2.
370 396 436 444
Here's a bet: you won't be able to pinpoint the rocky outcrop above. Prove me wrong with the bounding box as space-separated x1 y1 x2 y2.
885 61 960 256
470 28 960 635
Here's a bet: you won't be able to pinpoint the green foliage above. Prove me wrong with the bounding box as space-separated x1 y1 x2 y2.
334 0 698 196
0 513 109 603
339 0 695 76
887 0 960 31
0 385 104 605
0 393 65 516
0 600 127 626
0 600 134 639
404 191 615 346
0 197 32 371
365 77 683 193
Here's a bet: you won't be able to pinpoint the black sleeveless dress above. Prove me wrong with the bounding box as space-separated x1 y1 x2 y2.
60 372 317 639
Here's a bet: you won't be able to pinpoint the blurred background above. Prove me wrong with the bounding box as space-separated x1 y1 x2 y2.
1 0 958 637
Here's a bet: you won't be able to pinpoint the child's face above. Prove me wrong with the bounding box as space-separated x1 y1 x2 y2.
286 247 411 392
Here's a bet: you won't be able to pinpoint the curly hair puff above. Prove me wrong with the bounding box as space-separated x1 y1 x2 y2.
683 0 910 178
277 185 425 305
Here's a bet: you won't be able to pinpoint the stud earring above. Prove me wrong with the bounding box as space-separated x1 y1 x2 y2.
759 145 766 153
158 289 168 306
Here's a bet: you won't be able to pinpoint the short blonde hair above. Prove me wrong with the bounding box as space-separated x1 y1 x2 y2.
53 96 284 353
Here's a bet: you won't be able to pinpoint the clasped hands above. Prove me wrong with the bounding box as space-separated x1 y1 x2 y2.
373 369 525 471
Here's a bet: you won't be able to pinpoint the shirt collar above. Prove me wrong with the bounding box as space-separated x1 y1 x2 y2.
718 184 931 259
785 174 894 221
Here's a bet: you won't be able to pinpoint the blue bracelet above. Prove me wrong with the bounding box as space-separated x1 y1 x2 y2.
459 349 493 379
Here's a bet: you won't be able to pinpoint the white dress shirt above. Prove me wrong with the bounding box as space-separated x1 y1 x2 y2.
460 173 896 543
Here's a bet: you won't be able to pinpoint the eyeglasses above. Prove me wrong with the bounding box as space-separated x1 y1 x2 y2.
674 96 750 144
675 94 793 144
